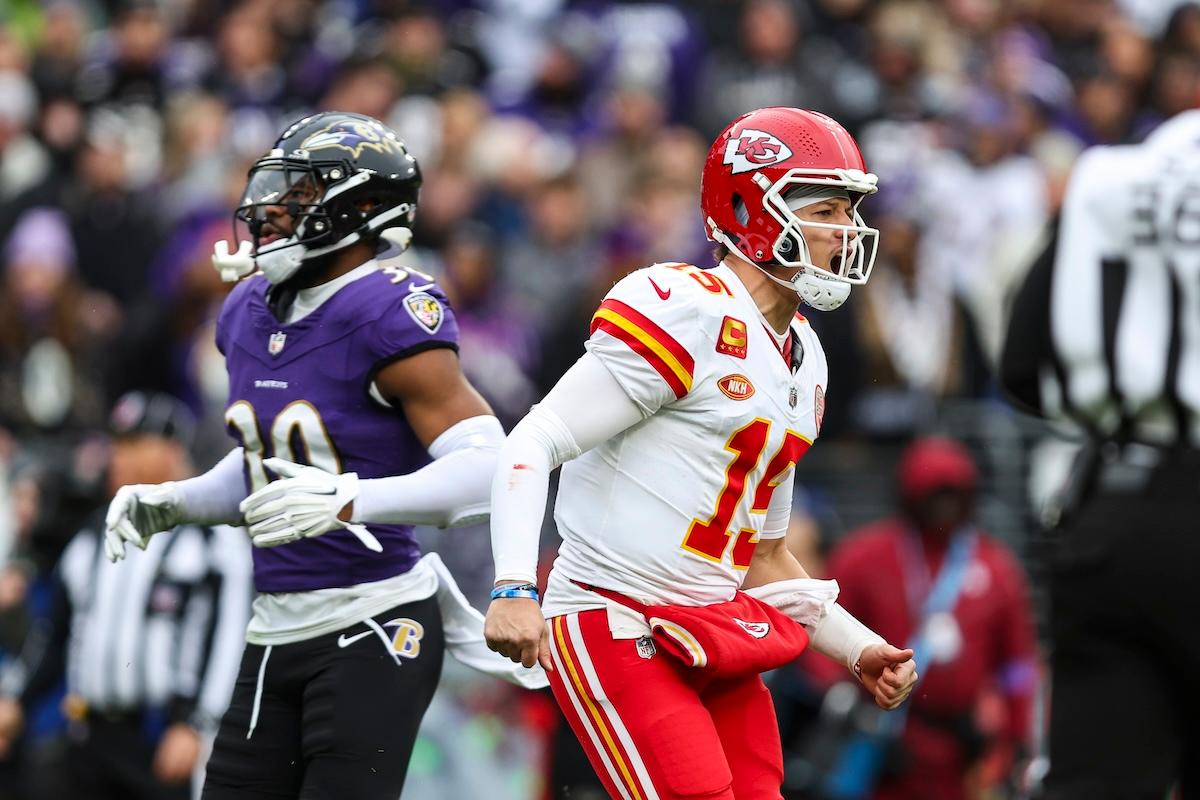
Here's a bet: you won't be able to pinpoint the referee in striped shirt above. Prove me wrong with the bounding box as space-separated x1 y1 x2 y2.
1001 110 1200 800
0 392 253 800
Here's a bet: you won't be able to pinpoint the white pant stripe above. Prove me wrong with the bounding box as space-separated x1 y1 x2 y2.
549 617 633 800
565 614 660 800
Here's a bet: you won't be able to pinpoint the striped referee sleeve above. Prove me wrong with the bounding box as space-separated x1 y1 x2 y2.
1001 141 1200 449
189 525 253 729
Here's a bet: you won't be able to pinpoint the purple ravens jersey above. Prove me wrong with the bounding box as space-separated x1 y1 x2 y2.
216 267 459 592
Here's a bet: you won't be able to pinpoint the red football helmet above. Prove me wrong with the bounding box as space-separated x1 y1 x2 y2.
700 107 879 310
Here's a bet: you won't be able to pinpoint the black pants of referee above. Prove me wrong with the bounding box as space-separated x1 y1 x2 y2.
1041 449 1200 800
202 595 444 800
59 714 192 800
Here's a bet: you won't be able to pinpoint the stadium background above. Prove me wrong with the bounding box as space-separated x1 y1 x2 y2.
0 0 1193 797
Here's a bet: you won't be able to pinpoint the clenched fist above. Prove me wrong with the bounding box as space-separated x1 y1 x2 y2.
483 596 554 673
856 643 918 710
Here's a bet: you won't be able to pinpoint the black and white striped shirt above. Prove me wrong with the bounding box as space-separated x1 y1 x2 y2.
1002 111 1200 449
5 518 253 730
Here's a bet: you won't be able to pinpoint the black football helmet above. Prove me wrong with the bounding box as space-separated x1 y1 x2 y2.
234 111 422 285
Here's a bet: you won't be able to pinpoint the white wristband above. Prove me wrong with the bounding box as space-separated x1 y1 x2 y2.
810 603 886 672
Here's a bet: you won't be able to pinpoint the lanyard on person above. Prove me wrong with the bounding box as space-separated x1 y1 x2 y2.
905 529 977 671
884 528 977 733
822 530 980 800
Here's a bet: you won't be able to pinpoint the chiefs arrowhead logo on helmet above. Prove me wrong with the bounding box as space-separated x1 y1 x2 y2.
700 107 881 306
723 129 793 174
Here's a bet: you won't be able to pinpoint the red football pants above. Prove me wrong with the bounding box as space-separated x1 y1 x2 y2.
546 609 784 800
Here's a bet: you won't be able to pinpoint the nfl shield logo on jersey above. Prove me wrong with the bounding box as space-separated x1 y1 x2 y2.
268 331 287 356
404 292 443 334
636 636 657 659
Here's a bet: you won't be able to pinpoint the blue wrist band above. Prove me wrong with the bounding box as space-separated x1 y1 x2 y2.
491 584 539 601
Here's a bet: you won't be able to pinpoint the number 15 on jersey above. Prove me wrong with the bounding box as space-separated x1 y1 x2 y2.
681 418 810 569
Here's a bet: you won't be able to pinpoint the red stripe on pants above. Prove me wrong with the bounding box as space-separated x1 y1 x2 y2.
546 609 785 800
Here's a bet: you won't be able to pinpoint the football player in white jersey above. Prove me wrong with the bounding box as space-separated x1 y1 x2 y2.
485 107 918 800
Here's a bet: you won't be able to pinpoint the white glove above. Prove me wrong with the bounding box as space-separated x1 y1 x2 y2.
212 239 255 283
240 458 382 552
104 483 186 562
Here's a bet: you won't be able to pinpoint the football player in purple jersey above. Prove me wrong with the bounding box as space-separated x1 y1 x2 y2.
103 112 541 799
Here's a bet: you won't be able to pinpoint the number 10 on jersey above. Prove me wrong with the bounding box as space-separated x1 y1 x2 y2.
681 419 810 569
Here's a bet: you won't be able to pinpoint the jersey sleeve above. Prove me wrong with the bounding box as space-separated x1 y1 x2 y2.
585 268 702 416
364 281 460 368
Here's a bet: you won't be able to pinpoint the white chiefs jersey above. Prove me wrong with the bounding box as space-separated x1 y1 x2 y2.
542 262 828 618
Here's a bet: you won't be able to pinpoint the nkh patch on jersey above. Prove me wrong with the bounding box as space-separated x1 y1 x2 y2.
550 262 828 613
717 374 755 400
723 129 792 174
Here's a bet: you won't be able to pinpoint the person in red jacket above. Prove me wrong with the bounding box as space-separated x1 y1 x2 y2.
803 436 1040 800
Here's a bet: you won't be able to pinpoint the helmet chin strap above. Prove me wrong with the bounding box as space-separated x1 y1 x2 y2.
255 237 309 285
262 206 416 283
754 262 852 312
251 218 376 286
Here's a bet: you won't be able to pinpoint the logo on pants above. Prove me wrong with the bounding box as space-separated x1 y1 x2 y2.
386 618 425 659
336 617 425 662
635 636 657 659
733 618 770 639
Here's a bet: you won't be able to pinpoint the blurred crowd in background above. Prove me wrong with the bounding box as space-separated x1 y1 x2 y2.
0 0 1195 797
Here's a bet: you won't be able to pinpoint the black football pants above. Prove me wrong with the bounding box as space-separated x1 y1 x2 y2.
61 713 191 800
1041 450 1200 800
201 595 443 800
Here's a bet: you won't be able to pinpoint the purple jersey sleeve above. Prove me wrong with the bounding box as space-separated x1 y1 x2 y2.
360 278 460 371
